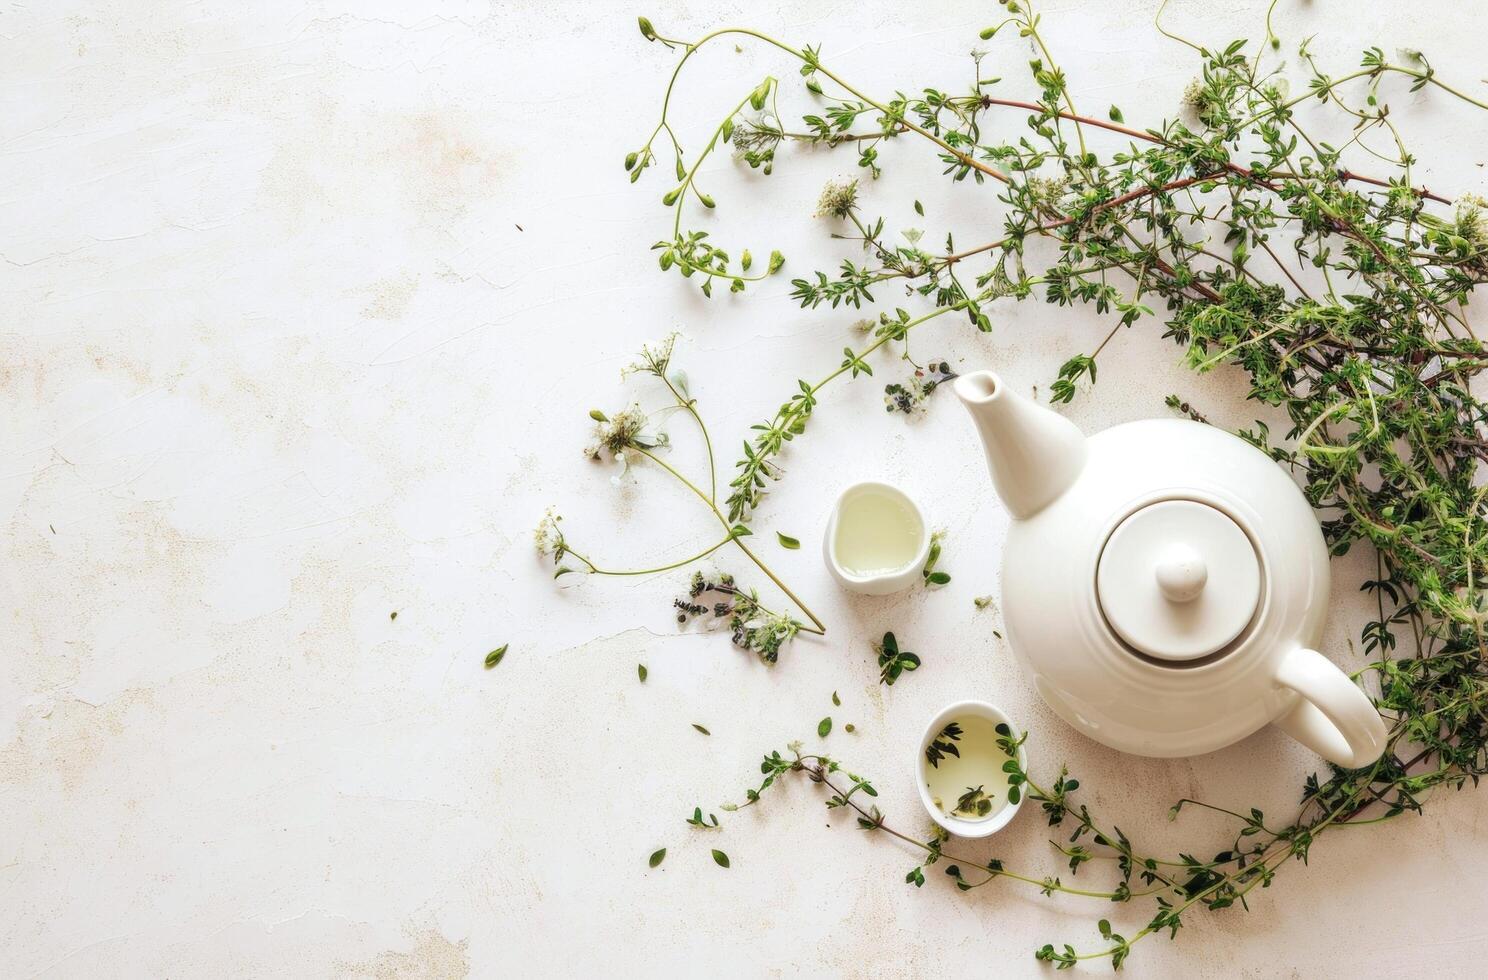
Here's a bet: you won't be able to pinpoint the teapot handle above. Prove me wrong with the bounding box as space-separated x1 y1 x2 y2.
1270 647 1387 769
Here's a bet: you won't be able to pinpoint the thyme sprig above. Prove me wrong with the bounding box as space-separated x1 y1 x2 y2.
720 732 1392 967
727 740 1172 907
675 570 805 663
726 304 960 524
633 0 1488 967
539 335 825 648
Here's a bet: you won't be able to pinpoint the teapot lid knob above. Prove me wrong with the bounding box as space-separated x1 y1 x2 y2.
1096 499 1261 662
1154 544 1207 602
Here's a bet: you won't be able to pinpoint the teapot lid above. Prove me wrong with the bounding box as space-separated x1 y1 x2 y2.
1095 499 1260 662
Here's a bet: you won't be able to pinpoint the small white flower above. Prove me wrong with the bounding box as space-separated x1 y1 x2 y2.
534 508 563 556
623 332 680 379
815 177 859 218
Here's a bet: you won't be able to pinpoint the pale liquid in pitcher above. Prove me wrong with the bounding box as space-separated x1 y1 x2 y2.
834 487 924 576
923 715 1017 822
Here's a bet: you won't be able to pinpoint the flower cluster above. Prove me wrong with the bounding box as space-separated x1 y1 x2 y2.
623 332 678 380
584 404 670 484
534 507 564 557
534 507 585 580
884 361 958 414
677 570 804 663
584 405 652 459
1024 175 1069 213
814 177 859 218
1180 76 1225 127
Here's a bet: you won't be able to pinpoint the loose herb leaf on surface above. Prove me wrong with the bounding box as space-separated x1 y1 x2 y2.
686 807 720 828
875 631 921 686
921 531 951 587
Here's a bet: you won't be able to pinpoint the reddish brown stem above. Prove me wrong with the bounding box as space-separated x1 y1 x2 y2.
981 98 1452 204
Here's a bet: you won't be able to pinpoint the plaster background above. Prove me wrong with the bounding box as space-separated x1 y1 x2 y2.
4 1 1488 976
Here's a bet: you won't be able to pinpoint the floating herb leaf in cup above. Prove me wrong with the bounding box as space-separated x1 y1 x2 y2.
924 722 962 769
954 785 995 818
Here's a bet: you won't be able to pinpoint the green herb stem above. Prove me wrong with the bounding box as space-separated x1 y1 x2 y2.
651 26 1012 184
634 446 825 634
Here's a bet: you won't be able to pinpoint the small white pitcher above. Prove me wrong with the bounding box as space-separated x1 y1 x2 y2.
821 480 931 595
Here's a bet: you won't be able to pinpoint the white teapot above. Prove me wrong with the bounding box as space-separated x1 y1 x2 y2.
954 370 1387 769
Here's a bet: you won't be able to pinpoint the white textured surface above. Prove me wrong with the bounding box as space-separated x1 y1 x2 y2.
5 1 1488 976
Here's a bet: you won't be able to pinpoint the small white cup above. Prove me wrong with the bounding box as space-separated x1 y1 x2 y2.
916 700 1026 838
821 480 931 596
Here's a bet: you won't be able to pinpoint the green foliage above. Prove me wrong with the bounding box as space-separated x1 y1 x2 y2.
924 721 963 769
676 571 808 663
953 785 995 817
874 631 921 685
628 0 1488 968
539 336 826 656
686 806 720 828
921 531 951 586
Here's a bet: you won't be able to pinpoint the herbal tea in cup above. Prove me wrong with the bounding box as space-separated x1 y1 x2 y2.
916 701 1025 838
822 481 931 596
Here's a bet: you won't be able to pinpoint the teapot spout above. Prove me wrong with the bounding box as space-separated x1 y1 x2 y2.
954 370 1087 519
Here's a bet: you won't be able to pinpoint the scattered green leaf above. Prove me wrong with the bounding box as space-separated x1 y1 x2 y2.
875 631 921 685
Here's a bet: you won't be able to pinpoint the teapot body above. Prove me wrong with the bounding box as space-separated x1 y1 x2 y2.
1000 418 1329 758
